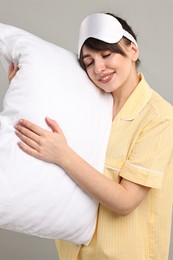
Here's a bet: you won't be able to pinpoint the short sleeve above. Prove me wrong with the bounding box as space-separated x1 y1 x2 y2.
120 118 173 188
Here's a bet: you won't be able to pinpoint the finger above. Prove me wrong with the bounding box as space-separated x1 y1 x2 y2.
15 130 39 151
45 117 63 134
17 141 41 159
8 65 19 82
15 123 40 143
8 63 15 81
8 63 14 74
18 119 49 136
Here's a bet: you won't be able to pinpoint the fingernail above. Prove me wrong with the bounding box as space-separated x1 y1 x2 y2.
15 130 19 136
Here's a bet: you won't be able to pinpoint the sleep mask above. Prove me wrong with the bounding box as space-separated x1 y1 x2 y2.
78 13 138 58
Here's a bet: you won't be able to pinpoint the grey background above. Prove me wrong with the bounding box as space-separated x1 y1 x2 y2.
0 0 172 259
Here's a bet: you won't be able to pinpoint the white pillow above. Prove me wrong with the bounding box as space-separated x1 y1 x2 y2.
0 23 112 245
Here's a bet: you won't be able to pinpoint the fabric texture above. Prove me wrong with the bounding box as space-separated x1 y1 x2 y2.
78 13 138 57
0 23 113 245
56 74 173 260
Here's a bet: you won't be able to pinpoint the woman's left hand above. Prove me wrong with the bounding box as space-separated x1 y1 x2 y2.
14 117 69 166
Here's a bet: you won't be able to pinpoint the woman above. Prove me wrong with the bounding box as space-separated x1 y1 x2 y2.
12 13 173 260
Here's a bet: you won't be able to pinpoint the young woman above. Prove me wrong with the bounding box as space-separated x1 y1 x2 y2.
12 13 173 260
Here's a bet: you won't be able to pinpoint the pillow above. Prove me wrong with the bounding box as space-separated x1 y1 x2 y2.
0 23 112 245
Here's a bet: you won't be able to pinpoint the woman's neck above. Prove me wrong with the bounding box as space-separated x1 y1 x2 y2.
112 72 140 119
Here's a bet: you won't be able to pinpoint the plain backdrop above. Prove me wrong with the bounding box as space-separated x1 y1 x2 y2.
0 0 172 259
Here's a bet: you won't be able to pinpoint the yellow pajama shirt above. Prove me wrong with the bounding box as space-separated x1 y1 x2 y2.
56 73 173 260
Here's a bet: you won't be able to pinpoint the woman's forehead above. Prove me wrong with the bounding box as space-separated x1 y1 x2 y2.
82 45 107 58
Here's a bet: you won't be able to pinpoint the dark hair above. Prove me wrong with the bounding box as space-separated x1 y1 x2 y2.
79 13 140 69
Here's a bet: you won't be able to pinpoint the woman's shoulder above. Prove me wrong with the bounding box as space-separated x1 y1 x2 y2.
148 90 173 121
138 73 173 121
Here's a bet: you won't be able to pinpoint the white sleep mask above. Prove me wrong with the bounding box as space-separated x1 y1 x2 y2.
78 13 138 58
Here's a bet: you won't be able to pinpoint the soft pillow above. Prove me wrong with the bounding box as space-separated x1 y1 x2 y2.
0 23 112 245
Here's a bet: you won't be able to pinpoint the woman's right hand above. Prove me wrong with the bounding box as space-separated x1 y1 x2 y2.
8 63 19 83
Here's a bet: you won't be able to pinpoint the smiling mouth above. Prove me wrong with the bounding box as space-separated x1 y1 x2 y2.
99 73 114 83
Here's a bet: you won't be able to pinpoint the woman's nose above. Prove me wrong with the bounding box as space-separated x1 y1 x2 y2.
94 59 106 74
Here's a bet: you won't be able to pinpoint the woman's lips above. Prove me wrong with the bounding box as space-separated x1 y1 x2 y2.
99 72 114 84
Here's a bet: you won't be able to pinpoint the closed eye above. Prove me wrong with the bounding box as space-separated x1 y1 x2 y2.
102 53 111 58
84 60 94 68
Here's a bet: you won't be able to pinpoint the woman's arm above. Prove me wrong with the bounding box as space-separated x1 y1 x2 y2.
14 118 150 216
58 145 150 216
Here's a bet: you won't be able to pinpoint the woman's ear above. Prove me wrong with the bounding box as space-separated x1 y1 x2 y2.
131 43 139 62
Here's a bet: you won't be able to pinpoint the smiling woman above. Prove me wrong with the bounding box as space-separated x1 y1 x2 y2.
54 13 173 260
1 9 173 260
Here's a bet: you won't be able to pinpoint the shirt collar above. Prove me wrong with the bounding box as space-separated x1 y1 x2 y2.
119 73 153 121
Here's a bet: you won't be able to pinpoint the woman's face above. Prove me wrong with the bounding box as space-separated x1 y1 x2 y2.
81 42 138 94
